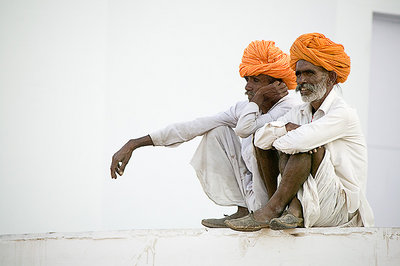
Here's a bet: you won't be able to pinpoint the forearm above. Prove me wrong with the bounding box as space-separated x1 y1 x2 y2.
251 96 279 115
150 114 236 146
273 109 350 154
126 135 154 151
254 120 287 150
236 102 271 138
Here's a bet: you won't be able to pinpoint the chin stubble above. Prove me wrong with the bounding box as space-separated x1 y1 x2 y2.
295 76 328 102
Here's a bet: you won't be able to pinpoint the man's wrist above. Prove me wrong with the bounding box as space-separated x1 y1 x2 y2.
127 139 138 151
250 96 263 107
261 97 279 112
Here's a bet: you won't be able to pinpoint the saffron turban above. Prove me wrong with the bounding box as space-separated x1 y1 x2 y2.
239 40 297 90
290 33 351 83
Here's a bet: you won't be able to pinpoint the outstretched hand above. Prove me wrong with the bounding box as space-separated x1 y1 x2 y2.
110 140 135 179
110 135 154 179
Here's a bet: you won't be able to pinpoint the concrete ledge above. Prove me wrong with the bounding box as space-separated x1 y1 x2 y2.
1 228 399 265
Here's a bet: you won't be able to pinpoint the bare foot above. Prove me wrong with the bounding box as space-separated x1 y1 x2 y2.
230 206 249 219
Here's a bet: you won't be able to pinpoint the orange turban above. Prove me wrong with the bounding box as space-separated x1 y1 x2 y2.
239 40 297 90
290 33 351 83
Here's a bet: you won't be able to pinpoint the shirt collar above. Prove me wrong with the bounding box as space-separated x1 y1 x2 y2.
318 88 337 114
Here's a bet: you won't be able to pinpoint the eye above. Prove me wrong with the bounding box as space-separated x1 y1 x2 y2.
244 77 249 82
253 78 260 82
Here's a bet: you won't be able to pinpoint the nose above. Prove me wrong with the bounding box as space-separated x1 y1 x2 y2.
245 82 253 91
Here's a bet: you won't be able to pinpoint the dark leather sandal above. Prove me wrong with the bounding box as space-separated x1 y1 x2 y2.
224 213 270 232
269 210 304 230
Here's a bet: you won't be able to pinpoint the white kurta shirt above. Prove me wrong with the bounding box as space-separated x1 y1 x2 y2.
150 93 301 203
254 89 374 227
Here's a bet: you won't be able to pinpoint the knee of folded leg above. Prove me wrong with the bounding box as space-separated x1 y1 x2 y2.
311 146 326 160
278 151 290 160
206 126 232 139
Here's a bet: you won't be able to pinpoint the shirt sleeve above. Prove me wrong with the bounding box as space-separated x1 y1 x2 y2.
235 96 298 138
149 104 239 146
234 102 264 138
273 106 350 154
253 109 293 150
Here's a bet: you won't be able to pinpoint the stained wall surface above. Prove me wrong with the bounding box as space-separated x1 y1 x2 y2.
1 228 400 266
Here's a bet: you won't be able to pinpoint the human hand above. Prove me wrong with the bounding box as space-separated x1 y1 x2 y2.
285 122 300 132
110 135 154 179
110 140 135 179
252 81 288 107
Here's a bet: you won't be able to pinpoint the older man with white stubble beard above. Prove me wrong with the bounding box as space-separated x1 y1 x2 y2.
226 33 374 232
296 70 329 102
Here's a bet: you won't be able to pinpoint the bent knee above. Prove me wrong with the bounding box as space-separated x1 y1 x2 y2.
206 126 233 138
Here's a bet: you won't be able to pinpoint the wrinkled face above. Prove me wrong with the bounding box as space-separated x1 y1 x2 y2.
244 74 278 101
295 60 329 103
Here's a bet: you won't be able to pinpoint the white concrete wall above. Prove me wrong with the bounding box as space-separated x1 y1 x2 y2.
367 12 400 227
1 228 400 266
1 0 400 234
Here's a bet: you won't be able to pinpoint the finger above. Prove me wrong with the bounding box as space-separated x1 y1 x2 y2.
110 157 121 178
264 81 279 89
278 83 288 90
119 160 129 175
276 85 287 93
272 81 283 88
110 167 117 179
110 160 117 179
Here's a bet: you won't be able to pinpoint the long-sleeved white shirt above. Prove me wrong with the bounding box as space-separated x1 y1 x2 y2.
150 92 301 182
254 89 374 226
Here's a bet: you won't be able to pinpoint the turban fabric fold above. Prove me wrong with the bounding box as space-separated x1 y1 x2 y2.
290 33 351 83
239 40 297 90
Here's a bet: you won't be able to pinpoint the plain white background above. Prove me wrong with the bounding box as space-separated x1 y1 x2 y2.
0 0 399 234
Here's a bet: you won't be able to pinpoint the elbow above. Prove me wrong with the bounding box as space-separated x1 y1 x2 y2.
253 138 264 149
254 135 271 150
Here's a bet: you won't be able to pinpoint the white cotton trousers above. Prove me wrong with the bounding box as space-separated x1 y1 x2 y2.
190 126 268 211
296 149 362 228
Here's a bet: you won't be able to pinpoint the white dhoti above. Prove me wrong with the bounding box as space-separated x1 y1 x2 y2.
190 126 268 211
296 149 362 228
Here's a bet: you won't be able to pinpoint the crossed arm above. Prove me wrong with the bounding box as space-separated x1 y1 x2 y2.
254 106 350 154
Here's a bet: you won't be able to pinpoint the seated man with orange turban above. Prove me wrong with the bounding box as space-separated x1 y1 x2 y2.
110 40 300 227
226 33 374 231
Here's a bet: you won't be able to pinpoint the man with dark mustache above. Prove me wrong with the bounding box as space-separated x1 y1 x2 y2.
226 33 374 231
110 40 301 228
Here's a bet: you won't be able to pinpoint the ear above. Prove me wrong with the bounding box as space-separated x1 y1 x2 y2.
328 71 338 85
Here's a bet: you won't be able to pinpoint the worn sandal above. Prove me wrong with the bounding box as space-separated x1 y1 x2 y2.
225 213 270 232
201 215 231 228
269 211 304 230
